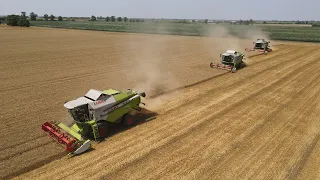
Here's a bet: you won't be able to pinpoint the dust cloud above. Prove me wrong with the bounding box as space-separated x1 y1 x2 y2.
121 23 271 110
244 27 276 51
123 23 182 111
203 25 271 65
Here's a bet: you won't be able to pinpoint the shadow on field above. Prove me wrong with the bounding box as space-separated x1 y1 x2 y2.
104 108 158 139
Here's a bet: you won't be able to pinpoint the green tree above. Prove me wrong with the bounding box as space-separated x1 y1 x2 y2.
263 21 267 24
111 16 116 22
6 14 30 27
124 17 128 22
6 15 20 26
249 19 254 25
117 17 122 22
44 14 49 21
21 12 26 17
204 19 208 24
18 15 30 27
50 14 55 21
58 16 63 21
29 12 38 21
105 16 110 22
91 15 96 21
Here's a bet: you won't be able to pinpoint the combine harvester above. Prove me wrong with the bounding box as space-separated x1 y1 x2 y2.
210 50 245 73
245 38 272 54
42 88 146 156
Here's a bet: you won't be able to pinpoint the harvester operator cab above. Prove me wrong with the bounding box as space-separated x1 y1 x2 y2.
255 43 263 48
221 54 232 63
68 104 90 122
221 50 238 64
254 39 270 50
64 89 116 123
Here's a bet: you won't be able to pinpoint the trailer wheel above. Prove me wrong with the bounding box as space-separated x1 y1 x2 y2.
122 114 136 126
97 121 108 138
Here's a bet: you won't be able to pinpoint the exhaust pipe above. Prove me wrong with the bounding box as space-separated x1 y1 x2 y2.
139 92 146 97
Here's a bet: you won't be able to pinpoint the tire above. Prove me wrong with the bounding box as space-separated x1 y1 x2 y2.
97 121 108 138
122 114 136 126
83 124 94 139
236 63 241 69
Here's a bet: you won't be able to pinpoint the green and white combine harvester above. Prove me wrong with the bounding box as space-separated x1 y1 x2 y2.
245 38 272 54
210 50 245 73
42 88 146 156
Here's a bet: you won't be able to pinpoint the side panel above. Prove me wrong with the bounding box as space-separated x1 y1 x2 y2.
106 95 141 123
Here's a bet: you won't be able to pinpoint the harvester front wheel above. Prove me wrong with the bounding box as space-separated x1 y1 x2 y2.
97 121 109 138
236 63 241 69
122 114 136 126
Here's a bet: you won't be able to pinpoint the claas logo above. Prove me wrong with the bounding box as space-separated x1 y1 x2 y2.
94 100 106 105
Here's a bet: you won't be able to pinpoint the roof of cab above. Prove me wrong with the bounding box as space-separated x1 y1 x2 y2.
256 39 267 43
226 50 236 54
102 89 120 95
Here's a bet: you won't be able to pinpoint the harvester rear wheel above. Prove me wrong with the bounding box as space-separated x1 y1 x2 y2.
122 114 136 126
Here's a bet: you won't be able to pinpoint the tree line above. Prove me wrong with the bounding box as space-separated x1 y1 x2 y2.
30 12 65 21
5 11 66 27
90 15 144 22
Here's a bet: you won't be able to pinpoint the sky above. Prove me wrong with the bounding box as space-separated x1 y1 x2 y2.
0 0 319 21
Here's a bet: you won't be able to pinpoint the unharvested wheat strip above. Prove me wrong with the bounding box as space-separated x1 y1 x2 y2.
197 62 320 179
242 79 320 179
